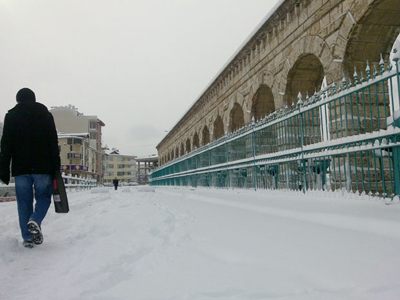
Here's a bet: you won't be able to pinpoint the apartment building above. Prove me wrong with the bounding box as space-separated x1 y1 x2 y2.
57 133 97 177
104 149 138 185
50 105 105 182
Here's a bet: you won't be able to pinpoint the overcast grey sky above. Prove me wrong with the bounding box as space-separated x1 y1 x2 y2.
0 0 280 156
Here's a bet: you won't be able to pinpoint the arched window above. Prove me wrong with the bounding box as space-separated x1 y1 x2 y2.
284 54 324 105
193 133 200 149
230 103 244 132
185 138 191 153
213 116 224 140
252 85 275 121
202 126 210 145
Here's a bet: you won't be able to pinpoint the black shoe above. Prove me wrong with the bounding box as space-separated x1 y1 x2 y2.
23 240 34 248
27 220 43 245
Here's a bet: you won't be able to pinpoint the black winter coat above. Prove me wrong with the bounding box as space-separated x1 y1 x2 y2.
0 102 61 183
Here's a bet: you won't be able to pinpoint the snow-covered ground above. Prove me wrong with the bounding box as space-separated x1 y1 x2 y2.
1 186 400 300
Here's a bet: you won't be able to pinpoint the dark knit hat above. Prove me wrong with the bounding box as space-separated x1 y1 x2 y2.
16 88 36 103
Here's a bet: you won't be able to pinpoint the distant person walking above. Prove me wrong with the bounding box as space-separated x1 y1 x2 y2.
0 88 61 248
113 178 119 190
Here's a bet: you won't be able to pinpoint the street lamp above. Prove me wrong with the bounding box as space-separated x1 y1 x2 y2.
63 143 72 176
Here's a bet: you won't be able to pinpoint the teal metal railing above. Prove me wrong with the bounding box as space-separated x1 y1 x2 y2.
151 51 400 200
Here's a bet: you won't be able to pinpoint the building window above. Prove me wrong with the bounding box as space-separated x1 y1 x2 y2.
117 172 124 176
67 153 76 159
89 121 97 129
107 164 114 169
117 157 124 162
117 164 124 169
67 138 83 145
108 157 114 161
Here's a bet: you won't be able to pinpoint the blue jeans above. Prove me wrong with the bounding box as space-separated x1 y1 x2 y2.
15 174 53 241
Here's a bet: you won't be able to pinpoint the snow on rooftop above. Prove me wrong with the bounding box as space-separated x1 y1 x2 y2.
57 133 89 138
136 154 158 159
104 149 136 157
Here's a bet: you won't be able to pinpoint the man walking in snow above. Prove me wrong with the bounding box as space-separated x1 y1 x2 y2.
113 177 119 190
0 88 60 248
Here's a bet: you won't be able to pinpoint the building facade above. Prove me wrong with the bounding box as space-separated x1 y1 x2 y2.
104 149 138 185
156 0 400 165
50 105 105 182
136 155 158 185
57 133 98 178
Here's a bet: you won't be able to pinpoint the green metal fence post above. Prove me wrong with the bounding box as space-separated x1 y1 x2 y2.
391 49 400 197
251 117 257 190
392 48 400 118
392 136 400 197
297 92 306 193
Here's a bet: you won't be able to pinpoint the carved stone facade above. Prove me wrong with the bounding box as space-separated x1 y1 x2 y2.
157 0 400 165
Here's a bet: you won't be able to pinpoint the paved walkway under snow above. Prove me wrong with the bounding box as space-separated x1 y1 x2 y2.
1 186 400 300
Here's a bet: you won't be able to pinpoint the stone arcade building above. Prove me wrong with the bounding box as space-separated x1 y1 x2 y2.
156 0 400 165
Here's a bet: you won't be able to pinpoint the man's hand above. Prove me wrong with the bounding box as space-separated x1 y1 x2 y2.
0 173 10 185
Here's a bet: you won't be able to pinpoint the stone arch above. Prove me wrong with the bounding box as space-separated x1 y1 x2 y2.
213 115 224 140
202 125 210 145
180 142 184 156
260 70 278 108
229 103 244 132
343 0 400 76
280 35 333 104
170 149 174 161
175 147 179 158
251 85 275 121
343 0 400 132
284 53 325 105
185 138 191 153
193 132 200 149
